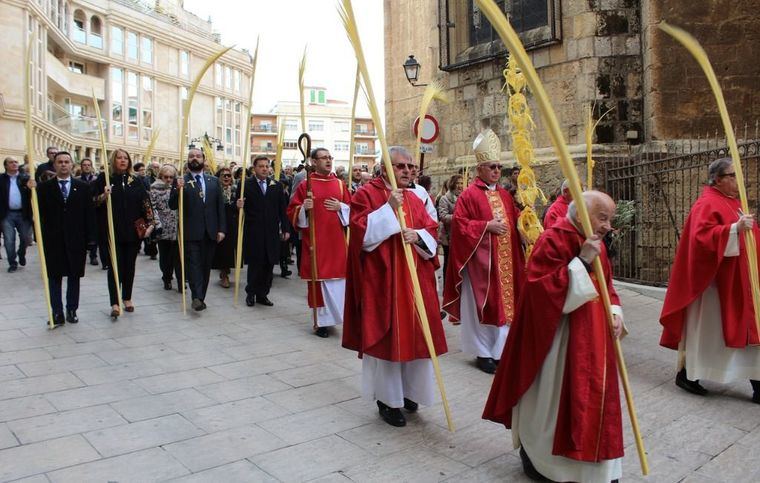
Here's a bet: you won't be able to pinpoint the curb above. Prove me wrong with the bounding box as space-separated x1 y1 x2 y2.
613 280 667 301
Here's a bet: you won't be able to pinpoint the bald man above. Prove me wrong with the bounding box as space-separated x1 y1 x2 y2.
483 191 626 482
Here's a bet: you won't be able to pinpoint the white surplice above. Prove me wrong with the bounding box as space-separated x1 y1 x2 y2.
360 201 438 409
297 202 351 327
512 257 624 483
684 224 760 382
459 270 509 359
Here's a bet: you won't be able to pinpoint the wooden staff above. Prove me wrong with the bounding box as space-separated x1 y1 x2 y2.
24 32 54 329
233 40 260 306
178 45 233 313
91 90 123 317
298 134 320 330
475 0 648 474
339 0 454 432
660 21 760 341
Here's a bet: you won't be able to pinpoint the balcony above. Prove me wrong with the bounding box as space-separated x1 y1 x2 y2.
252 126 277 133
354 129 376 137
72 25 86 44
46 51 105 100
88 32 103 49
47 99 105 140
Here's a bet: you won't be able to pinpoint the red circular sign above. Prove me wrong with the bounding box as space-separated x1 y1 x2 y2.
413 114 440 144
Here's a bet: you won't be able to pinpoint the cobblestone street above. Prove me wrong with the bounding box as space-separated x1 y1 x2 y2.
0 252 758 482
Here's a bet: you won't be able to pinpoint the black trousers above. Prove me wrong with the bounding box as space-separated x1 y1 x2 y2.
105 241 140 306
48 276 80 314
246 262 274 297
157 240 181 283
88 244 98 261
185 238 216 301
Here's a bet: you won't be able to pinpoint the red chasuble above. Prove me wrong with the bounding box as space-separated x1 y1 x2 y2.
342 177 448 361
287 172 351 281
482 217 624 462
543 195 570 229
660 186 760 349
442 177 525 326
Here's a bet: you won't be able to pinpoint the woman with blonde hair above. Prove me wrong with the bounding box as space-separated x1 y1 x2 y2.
150 164 181 291
93 148 155 319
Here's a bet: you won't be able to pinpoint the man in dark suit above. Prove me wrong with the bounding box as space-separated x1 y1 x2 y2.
169 148 226 311
35 146 58 182
1 157 33 272
237 156 291 307
33 151 96 326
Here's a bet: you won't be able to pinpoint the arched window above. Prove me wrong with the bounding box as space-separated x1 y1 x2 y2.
89 15 103 48
72 9 86 43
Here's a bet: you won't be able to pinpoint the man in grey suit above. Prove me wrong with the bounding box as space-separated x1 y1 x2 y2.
169 148 226 311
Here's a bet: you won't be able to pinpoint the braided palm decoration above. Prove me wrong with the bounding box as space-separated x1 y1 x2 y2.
503 54 546 258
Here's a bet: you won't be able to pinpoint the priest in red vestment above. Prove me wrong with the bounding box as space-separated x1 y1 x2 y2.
659 158 760 403
543 179 570 229
483 191 625 482
343 146 447 428
287 147 351 338
442 128 525 374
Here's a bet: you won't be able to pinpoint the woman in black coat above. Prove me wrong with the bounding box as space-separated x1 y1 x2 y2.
211 166 237 288
93 149 155 318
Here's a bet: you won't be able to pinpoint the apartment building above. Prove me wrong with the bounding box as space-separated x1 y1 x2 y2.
0 0 252 167
251 86 377 171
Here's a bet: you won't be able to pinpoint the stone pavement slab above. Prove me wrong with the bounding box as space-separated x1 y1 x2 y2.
0 250 758 482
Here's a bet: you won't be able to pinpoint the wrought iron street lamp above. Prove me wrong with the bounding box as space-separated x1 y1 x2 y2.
403 55 427 87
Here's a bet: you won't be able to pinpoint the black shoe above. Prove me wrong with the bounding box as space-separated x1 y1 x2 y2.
8 265 17 273
192 298 206 312
256 296 274 307
519 446 548 481
315 327 329 338
476 357 497 374
676 368 708 396
52 312 65 327
377 401 406 427
90 257 99 266
18 255 26 266
280 268 292 278
246 294 255 307
750 379 760 404
163 280 172 290
150 255 157 260
101 265 109 270
403 398 418 412
66 309 79 324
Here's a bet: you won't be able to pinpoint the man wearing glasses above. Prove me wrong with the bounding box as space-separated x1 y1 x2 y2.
443 128 525 374
287 148 351 338
660 157 760 404
343 145 447 427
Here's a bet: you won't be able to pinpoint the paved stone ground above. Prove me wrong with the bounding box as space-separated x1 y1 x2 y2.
0 250 758 482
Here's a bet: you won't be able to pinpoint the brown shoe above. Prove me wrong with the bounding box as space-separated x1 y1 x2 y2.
219 275 230 289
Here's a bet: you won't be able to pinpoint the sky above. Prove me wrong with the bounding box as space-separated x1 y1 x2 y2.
183 0 385 119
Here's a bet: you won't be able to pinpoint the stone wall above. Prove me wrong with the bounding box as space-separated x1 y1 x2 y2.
642 0 760 140
384 0 644 188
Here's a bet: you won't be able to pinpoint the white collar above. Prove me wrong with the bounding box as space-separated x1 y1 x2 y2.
56 176 71 182
190 171 204 178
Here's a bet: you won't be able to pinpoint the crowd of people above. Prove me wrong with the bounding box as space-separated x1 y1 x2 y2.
2 126 759 481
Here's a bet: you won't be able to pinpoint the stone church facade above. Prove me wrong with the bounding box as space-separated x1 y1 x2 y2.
384 0 760 193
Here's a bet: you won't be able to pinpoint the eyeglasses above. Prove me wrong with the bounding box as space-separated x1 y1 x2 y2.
484 163 502 171
314 155 334 161
392 163 417 170
719 172 737 178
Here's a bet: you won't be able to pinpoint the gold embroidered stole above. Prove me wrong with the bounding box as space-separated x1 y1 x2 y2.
486 190 515 322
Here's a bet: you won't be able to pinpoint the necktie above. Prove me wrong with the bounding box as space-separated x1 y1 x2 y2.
259 179 266 195
59 180 69 201
195 175 204 201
